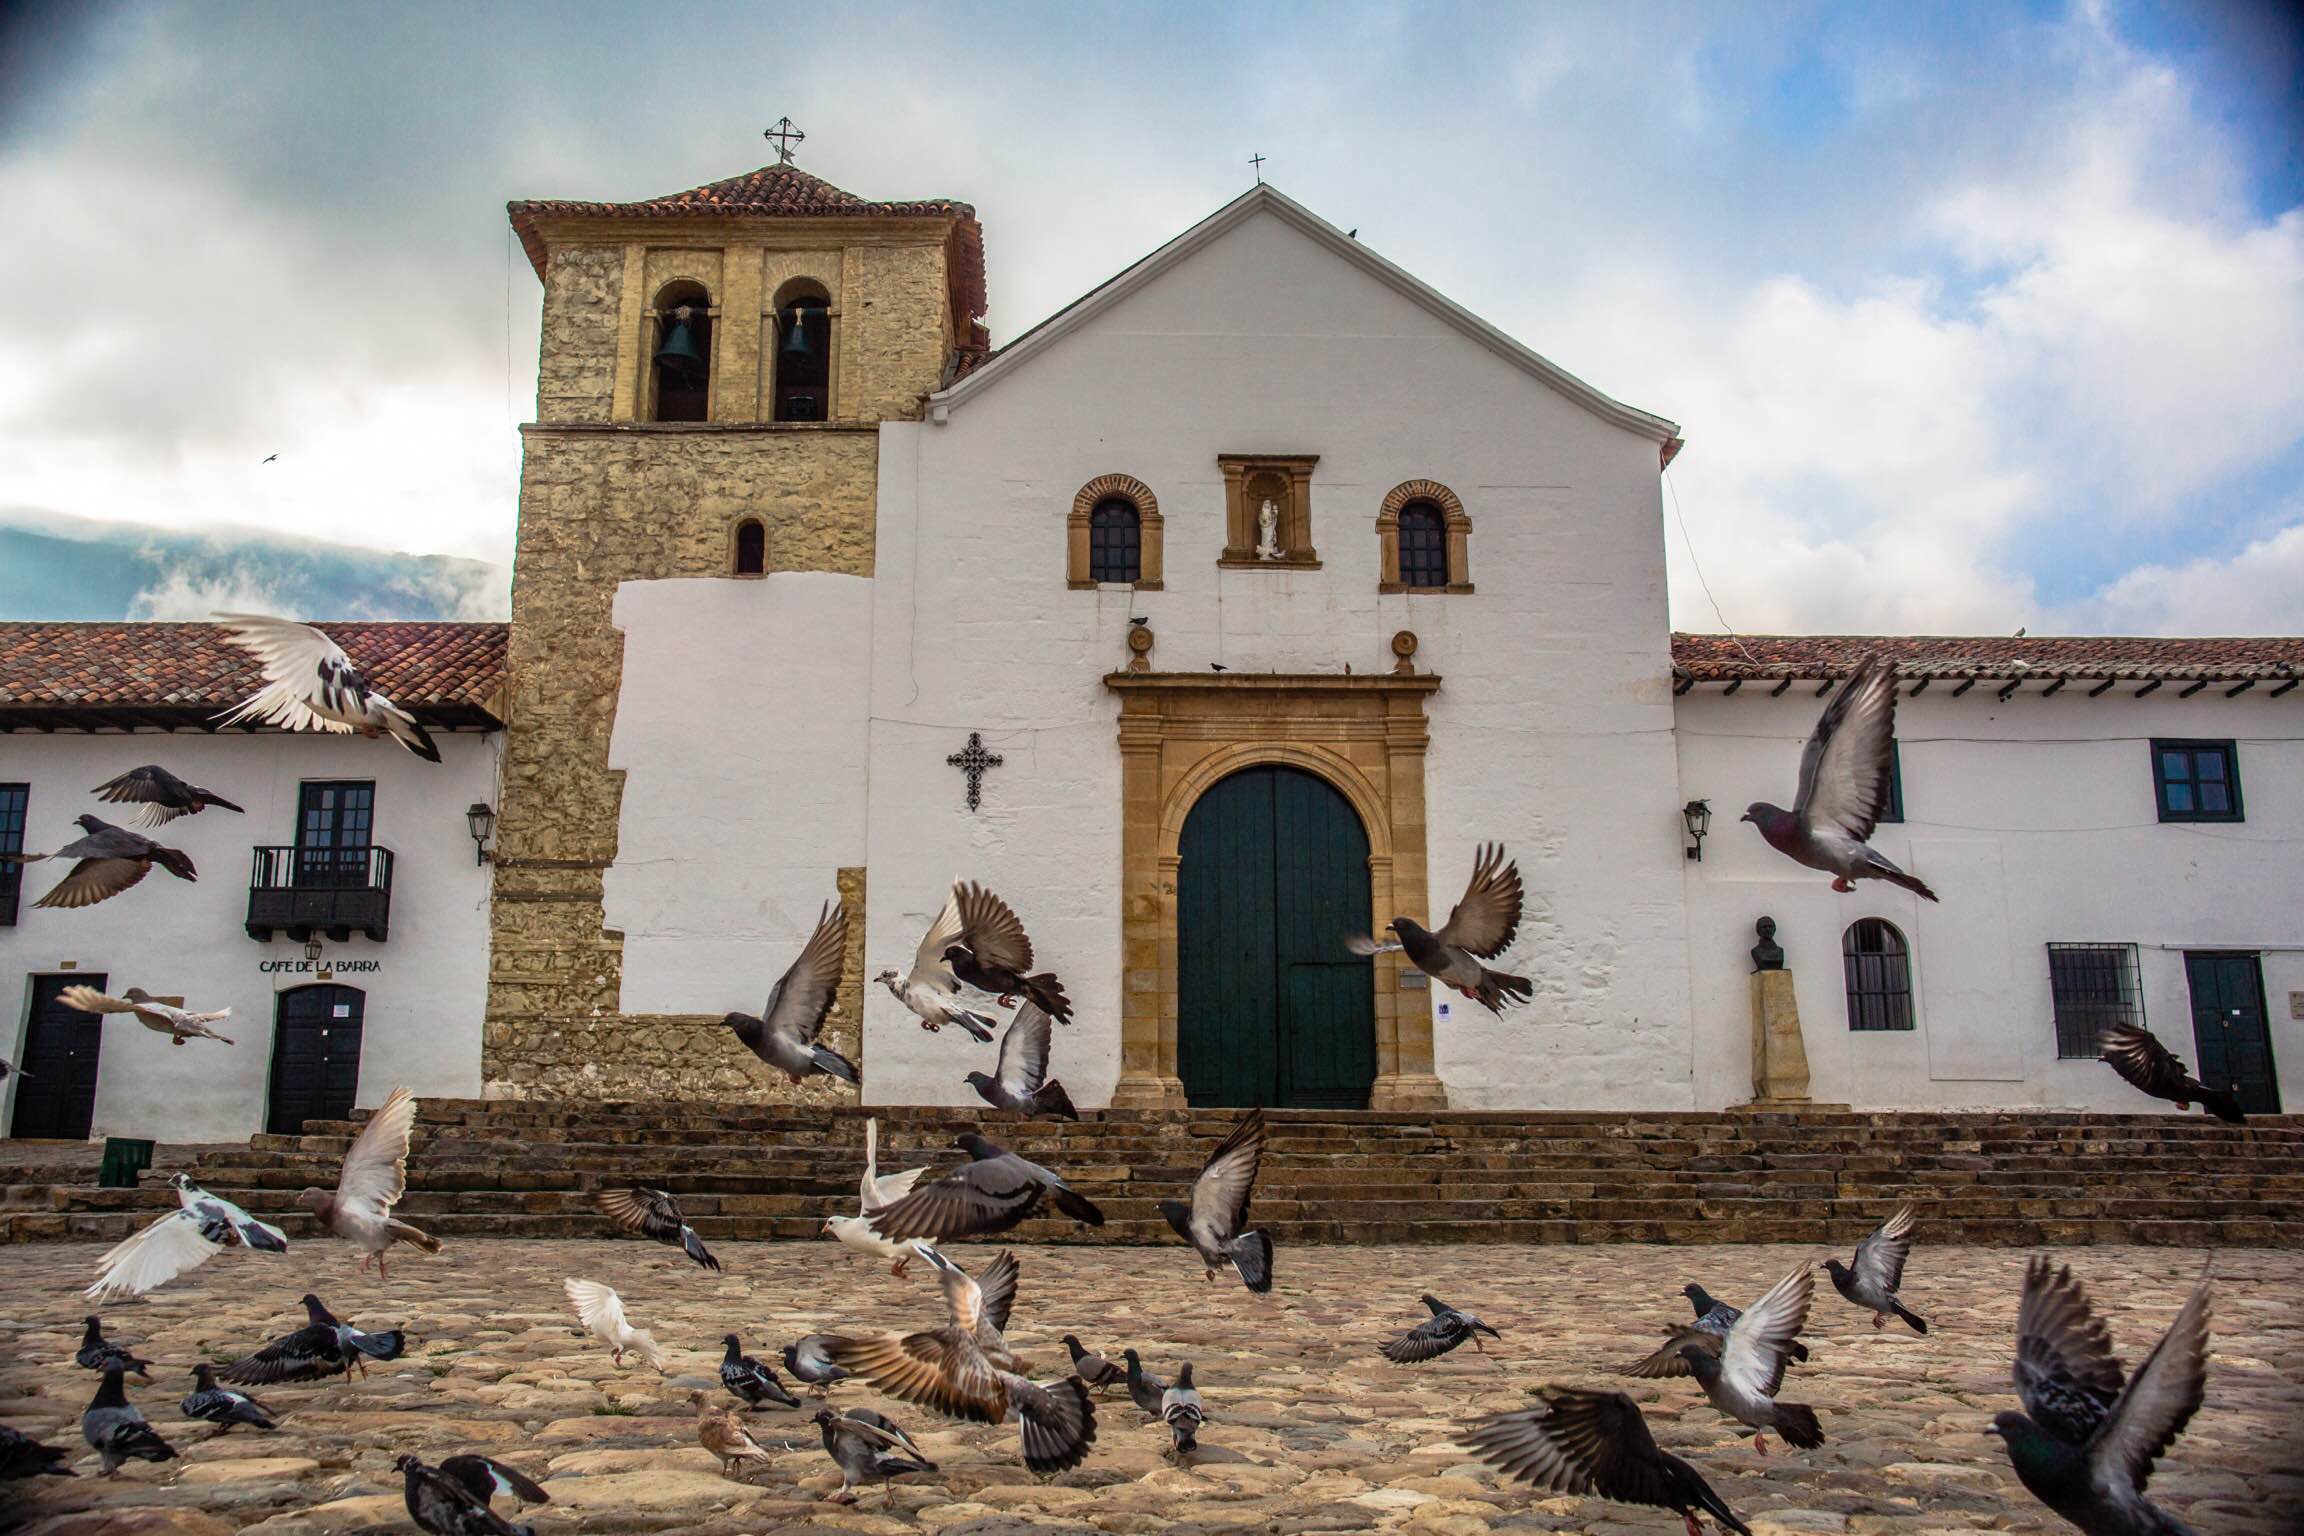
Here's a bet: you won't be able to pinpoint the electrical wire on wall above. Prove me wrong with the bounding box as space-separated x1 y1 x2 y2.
1665 466 1758 667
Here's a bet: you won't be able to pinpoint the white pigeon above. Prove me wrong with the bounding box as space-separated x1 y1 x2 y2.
564 1278 664 1371
873 884 1002 1041
60 985 234 1045
212 612 441 762
87 1174 288 1300
824 1118 933 1276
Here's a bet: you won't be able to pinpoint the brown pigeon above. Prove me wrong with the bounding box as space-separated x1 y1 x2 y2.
295 1086 443 1275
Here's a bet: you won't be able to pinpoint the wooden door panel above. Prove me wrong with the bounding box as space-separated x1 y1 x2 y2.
11 974 104 1139
267 985 365 1135
2184 953 2281 1115
1179 770 1278 1107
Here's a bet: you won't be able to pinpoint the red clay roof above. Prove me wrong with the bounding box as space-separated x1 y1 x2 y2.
0 622 508 727
1672 633 2304 684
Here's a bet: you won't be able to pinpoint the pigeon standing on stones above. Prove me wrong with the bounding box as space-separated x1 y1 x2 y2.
180 1364 277 1433
86 1174 288 1300
1742 653 1937 901
875 885 1004 1040
81 1364 177 1476
91 765 245 825
691 1392 776 1479
1382 1294 1503 1363
75 1317 152 1378
1823 1205 1929 1333
1989 1258 2212 1536
395 1454 532 1536
1466 1387 1751 1536
1158 1110 1273 1293
721 1334 800 1410
1675 1267 1823 1454
2099 1024 2244 1124
784 1336 851 1396
1625 1282 1810 1377
1122 1349 1169 1418
815 1406 939 1505
1162 1362 1205 1455
214 612 441 761
563 1279 663 1371
0 1425 75 1479
7 815 197 909
825 1118 932 1275
222 1293 404 1384
866 1131 1105 1242
965 1001 1079 1120
596 1186 721 1271
938 882 1073 1022
60 985 233 1045
1063 1336 1125 1392
1348 842 1532 1014
724 901 859 1086
296 1085 444 1276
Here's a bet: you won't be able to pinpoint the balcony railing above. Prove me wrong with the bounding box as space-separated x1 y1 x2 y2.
246 845 394 942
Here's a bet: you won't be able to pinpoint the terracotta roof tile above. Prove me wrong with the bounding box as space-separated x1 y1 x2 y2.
1672 633 2304 684
0 622 507 725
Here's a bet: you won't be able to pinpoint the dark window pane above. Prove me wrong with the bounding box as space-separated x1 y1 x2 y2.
735 519 765 574
2199 782 2229 813
1879 740 1905 823
2195 754 2225 780
2161 751 2190 781
2164 783 2193 812
1089 497 1141 583
1397 503 1447 588
0 783 26 925
1842 919 1912 1031
2048 943 2142 1057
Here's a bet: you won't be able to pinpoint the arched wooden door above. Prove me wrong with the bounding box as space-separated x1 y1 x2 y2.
1177 765 1375 1107
266 985 365 1135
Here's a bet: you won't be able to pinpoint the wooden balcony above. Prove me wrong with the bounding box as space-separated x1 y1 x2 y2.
245 845 394 943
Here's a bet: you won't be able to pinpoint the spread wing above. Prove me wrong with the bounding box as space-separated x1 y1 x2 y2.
867 1158 1046 1242
954 883 1035 973
1190 1108 1264 1244
1852 1203 1916 1294
564 1278 629 1337
909 887 968 983
1382 1317 1464 1363
84 1211 218 1300
1620 1328 1717 1379
827 1328 1003 1423
59 986 138 1015
212 613 367 734
1464 1388 1679 1510
993 1002 1054 1095
38 859 153 907
333 1085 416 1221
1433 842 1522 959
440 1454 549 1506
974 1249 1021 1338
762 902 846 1045
2092 1281 2211 1494
1717 1266 1811 1402
1343 933 1405 956
93 766 190 822
2014 1258 2127 1446
597 1187 684 1241
1793 653 1898 840
860 1118 929 1213
2099 1025 2182 1097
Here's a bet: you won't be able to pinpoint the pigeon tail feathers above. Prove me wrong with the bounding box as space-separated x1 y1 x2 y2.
812 1045 861 1084
1228 1229 1274 1294
1888 1299 1929 1334
1033 1080 1080 1121
1773 1402 1825 1448
2194 1083 2246 1124
1050 1186 1106 1226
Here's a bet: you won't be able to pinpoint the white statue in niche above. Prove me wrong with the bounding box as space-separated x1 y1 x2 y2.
1255 497 1283 560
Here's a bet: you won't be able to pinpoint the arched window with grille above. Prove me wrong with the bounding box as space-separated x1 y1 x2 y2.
1396 501 1448 588
733 517 765 575
1088 497 1141 583
1067 474 1164 589
1377 480 1472 591
1843 919 1913 1031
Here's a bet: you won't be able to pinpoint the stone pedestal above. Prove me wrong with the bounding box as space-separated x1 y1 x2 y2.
1368 1072 1449 1112
1108 1073 1187 1111
1745 968 1812 1105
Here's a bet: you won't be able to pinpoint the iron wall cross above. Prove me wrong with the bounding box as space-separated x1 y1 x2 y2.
947 732 1004 812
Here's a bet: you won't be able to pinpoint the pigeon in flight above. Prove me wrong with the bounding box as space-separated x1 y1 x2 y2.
1063 1335 1125 1392
61 985 233 1046
720 1334 800 1410
1158 1109 1273 1292
92 765 245 826
395 1454 534 1536
725 900 858 1085
815 1406 939 1505
939 881 1073 1022
82 1363 177 1477
262 453 278 463
821 1243 1098 1474
438 1456 548 1520
784 1335 850 1396
0 1424 74 1480
824 1117 933 1275
2099 1024 2243 1123
1349 842 1531 1014
1990 1258 2212 1536
1675 1266 1823 1455
180 1364 278 1434
296 1085 443 1276
1162 1362 1205 1455
564 1279 664 1371
692 1392 776 1479
1382 1293 1502 1363
1122 1349 1168 1418
86 1173 287 1300
214 612 442 760
1624 1282 1809 1377
596 1186 721 1271
1742 654 1937 901
1823 1204 1928 1333
10 815 196 909
876 887 1004 1041
965 1001 1078 1120
1466 1387 1751 1536
75 1317 152 1378
221 1293 404 1384
866 1131 1105 1242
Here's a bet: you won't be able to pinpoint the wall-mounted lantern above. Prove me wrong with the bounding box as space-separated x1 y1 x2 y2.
466 802 496 866
1682 798 1712 862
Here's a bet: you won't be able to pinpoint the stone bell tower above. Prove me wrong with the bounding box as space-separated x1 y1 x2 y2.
485 155 987 1097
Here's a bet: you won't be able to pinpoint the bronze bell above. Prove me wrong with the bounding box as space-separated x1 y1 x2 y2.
654 308 705 375
779 307 819 361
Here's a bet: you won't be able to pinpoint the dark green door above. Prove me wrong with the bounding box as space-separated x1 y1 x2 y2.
1177 766 1375 1108
2184 952 2280 1114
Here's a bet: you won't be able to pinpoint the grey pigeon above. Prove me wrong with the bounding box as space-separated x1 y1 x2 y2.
865 1131 1105 1242
296 1085 442 1276
2099 1024 2243 1123
82 1363 176 1476
1063 1335 1124 1392
214 613 441 761
181 1364 277 1433
939 881 1073 1022
1161 1362 1205 1455
1742 653 1937 900
1348 842 1531 1013
396 1453 532 1536
721 1334 800 1409
439 1455 549 1517
1157 1109 1273 1293
784 1335 850 1395
9 814 196 908
1675 1267 1823 1454
596 1186 721 1270
1382 1293 1502 1363
92 764 245 826
0 1424 74 1479
1122 1348 1168 1417
1989 1258 2211 1536
876 884 1002 1040
815 1406 938 1505
75 1316 152 1378
965 1001 1078 1119
1823 1204 1929 1332
1465 1387 1751 1535
1625 1283 1809 1376
725 901 858 1085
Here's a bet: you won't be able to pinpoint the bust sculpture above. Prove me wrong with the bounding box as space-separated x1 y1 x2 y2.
1255 498 1282 560
1751 915 1785 973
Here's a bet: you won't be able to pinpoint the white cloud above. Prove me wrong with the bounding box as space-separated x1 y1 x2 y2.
127 562 289 621
2069 516 2304 636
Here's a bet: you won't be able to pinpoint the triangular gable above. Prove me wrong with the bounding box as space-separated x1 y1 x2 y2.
929 184 1683 464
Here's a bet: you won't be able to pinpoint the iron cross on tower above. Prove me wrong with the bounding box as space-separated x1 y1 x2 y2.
1249 152 1266 184
763 116 806 165
946 732 1004 813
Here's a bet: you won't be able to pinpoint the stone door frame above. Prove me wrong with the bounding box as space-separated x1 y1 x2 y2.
1104 671 1447 1111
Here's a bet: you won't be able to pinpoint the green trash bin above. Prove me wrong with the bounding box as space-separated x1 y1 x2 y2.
99 1138 155 1189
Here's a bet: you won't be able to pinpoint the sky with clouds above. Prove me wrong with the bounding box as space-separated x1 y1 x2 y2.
0 0 2297 634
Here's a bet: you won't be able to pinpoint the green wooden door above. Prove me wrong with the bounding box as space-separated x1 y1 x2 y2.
1178 766 1375 1108
2184 952 2281 1114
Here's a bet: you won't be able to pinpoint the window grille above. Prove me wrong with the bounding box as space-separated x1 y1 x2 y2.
1397 501 1447 588
1843 918 1913 1031
2047 942 2142 1058
1089 497 1142 583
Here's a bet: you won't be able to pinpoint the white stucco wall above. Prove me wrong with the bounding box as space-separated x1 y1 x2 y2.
1676 688 2304 1112
865 205 1692 1109
0 730 497 1143
604 573 873 1013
